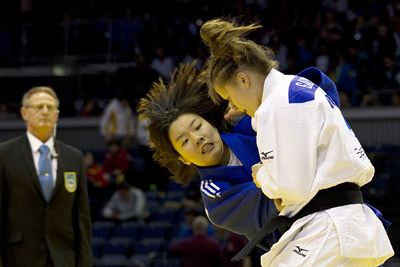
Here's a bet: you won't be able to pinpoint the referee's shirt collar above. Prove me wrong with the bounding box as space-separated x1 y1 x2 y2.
26 131 55 154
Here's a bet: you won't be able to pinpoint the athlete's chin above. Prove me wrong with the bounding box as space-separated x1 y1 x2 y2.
198 152 221 167
246 110 255 117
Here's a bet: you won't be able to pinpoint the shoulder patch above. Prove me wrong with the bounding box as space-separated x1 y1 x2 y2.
288 76 318 104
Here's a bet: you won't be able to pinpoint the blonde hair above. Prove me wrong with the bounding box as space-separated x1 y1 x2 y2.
22 86 59 108
200 18 279 102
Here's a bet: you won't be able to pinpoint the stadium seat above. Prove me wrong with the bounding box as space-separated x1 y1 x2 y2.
152 257 182 267
91 237 105 259
166 181 185 193
102 237 133 256
145 190 160 202
156 207 179 223
140 221 172 239
146 200 161 221
129 254 152 267
140 237 166 247
133 240 165 255
132 156 145 174
99 254 128 267
164 191 185 202
113 222 141 240
92 221 116 240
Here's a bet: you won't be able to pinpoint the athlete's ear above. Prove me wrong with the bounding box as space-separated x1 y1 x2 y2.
237 72 250 88
178 156 191 165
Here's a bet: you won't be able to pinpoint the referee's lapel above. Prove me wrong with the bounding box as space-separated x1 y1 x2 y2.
19 135 44 198
50 140 64 201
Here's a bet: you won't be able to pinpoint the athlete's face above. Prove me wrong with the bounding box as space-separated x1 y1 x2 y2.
214 72 261 118
168 113 225 167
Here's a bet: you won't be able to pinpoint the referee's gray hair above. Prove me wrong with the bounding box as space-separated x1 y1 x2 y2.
22 86 59 108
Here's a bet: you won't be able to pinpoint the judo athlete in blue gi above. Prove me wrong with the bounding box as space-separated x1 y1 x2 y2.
200 18 394 266
138 63 280 258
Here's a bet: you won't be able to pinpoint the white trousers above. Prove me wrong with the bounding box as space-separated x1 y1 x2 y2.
261 206 394 267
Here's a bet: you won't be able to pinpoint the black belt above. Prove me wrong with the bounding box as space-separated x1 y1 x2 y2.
231 182 363 262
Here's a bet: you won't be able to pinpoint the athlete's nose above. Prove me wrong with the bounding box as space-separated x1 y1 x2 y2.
194 136 204 146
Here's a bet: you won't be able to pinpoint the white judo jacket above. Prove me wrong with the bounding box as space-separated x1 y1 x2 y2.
253 69 394 266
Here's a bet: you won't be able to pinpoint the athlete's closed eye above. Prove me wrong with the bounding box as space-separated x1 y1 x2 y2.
195 123 202 130
182 139 188 146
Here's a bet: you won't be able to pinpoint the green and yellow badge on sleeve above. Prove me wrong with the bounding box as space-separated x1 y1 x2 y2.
64 172 77 193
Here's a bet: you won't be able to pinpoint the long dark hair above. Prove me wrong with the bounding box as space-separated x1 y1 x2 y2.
137 62 230 185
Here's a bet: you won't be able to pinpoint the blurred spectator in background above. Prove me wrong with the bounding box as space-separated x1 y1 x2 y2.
334 51 359 106
103 139 133 184
295 35 315 69
131 54 160 105
178 209 215 239
150 47 176 80
392 89 400 106
84 151 112 219
99 95 135 147
74 89 103 117
346 42 371 93
169 215 221 267
359 90 380 107
315 42 330 74
381 55 400 89
101 180 149 223
214 226 251 267
268 31 289 72
0 103 17 119
115 53 160 107
181 178 204 211
182 45 209 71
79 98 102 117
136 117 170 192
84 151 111 192
2 0 400 109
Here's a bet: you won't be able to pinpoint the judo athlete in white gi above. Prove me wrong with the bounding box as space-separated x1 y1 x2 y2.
200 18 394 266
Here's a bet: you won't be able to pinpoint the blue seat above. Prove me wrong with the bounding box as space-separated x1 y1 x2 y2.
102 237 133 256
113 222 141 240
145 190 160 202
92 221 116 240
140 237 166 247
140 221 172 239
156 207 179 223
109 237 134 246
102 244 128 256
92 237 105 259
132 156 145 174
175 209 186 223
99 254 128 266
133 241 164 255
147 200 161 220
167 181 185 193
129 254 150 267
152 257 182 267
165 191 185 202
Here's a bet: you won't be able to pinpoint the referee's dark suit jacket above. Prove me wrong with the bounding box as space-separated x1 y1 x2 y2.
0 135 92 267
